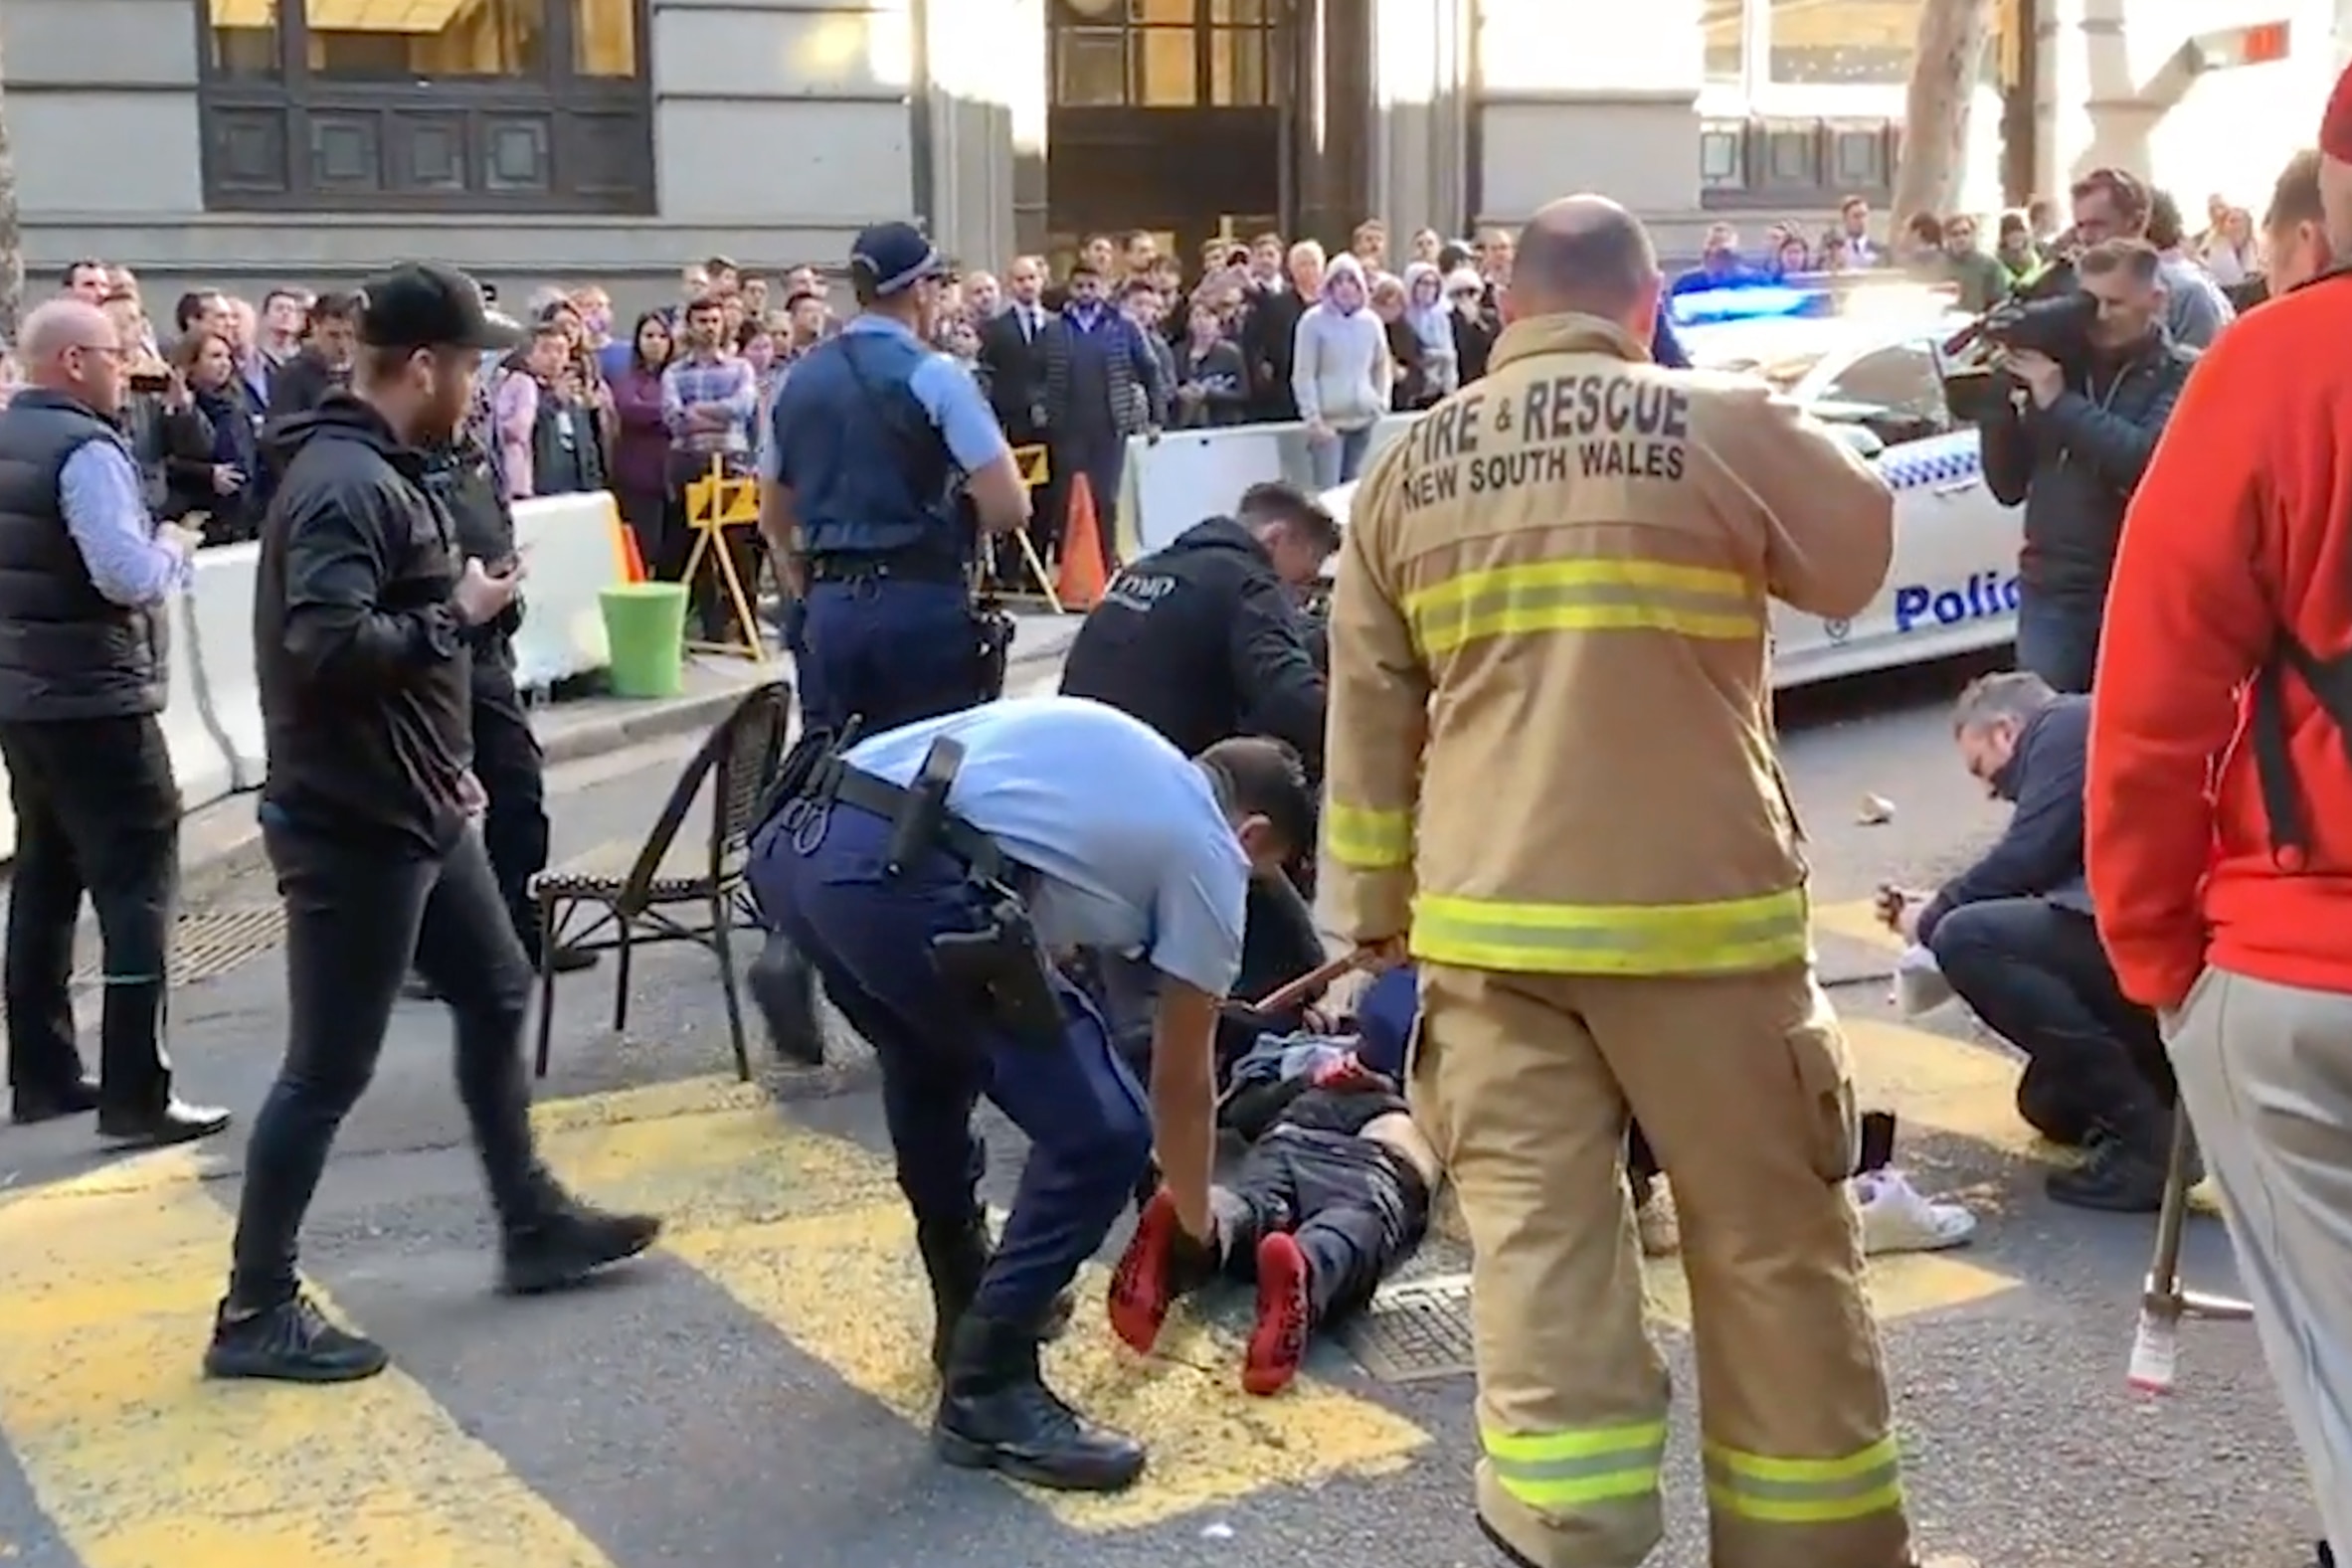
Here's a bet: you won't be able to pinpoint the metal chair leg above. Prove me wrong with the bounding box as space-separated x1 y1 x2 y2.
533 894 561 1080
711 893 751 1082
2141 1103 2253 1322
612 920 634 1032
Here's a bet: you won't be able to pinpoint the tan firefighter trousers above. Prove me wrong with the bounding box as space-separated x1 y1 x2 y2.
1412 961 1912 1568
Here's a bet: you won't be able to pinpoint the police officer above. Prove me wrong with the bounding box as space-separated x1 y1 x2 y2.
207 264 658 1385
747 698 1314 1490
758 222 1032 734
1059 479 1335 779
1058 479 1337 1032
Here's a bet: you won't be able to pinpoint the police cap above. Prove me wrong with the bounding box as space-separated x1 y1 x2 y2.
849 222 949 297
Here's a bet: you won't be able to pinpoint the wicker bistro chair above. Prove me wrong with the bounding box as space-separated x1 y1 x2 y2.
529 680 795 1083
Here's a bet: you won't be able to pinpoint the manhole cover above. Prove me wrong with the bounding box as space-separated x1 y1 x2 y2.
1339 1272 1475 1382
71 904 287 989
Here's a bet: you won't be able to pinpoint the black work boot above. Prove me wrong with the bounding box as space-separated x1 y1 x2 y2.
204 1294 391 1384
2046 1123 2175 1213
499 1199 662 1295
933 1312 1147 1491
749 933 825 1067
917 1216 1072 1372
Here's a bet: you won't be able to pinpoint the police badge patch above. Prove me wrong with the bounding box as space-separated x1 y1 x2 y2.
1824 617 1853 644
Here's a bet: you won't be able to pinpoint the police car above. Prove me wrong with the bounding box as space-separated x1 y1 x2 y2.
1320 283 2025 689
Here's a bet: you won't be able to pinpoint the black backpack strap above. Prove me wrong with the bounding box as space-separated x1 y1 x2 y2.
2253 631 2352 870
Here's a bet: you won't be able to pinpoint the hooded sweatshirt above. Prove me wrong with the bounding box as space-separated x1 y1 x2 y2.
1402 262 1459 398
1291 255 1392 431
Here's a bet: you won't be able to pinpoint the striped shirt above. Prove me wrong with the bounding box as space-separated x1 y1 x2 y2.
660 353 758 457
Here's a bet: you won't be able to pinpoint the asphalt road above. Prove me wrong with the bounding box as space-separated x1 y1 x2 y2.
0 652 2328 1568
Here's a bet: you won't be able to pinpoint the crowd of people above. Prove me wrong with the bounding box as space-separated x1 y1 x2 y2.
0 176 2262 597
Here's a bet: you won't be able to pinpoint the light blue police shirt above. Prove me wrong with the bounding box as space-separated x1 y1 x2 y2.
758 314 1007 483
842 695 1249 998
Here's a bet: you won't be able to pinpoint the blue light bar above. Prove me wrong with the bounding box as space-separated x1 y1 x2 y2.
1668 284 1836 327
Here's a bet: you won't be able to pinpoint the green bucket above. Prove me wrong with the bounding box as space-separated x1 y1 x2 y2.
599 582 690 699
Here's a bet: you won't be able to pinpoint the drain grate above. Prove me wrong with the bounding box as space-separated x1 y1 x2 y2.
1339 1272 1476 1382
71 904 287 989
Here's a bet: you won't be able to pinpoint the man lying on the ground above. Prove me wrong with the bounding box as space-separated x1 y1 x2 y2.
1109 1045 1433 1395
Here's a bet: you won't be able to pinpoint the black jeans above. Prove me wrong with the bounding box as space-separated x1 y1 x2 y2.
0 714 179 1114
469 658 553 964
1219 1126 1429 1322
229 814 554 1308
1928 896 2172 1145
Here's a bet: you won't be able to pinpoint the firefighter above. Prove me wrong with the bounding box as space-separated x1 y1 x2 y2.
1322 195 1908 1568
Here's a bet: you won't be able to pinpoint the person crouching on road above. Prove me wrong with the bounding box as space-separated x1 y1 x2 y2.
1882 670 2177 1211
747 699 1313 1491
206 263 659 1386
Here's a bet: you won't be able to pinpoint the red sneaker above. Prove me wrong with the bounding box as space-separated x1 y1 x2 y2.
1108 1189 1182 1353
1243 1233 1312 1396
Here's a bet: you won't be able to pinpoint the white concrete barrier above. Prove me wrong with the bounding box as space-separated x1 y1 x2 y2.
187 541 267 789
510 491 629 690
1117 416 1418 557
0 490 631 867
163 589 238 812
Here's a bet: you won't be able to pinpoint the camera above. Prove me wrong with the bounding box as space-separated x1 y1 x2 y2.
1938 260 2095 424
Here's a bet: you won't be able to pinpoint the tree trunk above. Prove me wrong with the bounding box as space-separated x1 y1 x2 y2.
0 36 23 350
1891 0 1998 224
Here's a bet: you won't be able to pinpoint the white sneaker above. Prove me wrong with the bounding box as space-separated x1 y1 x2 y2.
1855 1169 1977 1255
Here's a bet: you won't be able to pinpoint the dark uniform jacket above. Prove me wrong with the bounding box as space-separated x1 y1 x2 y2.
1916 694 2092 943
0 390 169 722
1979 331 2195 599
1058 515 1326 776
255 394 474 856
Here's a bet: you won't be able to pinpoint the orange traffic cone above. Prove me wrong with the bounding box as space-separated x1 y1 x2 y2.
604 494 648 583
1056 473 1110 610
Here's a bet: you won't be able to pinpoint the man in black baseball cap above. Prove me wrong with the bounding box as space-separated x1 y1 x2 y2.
209 261 659 1387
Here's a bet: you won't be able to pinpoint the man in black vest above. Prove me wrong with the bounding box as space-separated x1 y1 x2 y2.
0 298 231 1145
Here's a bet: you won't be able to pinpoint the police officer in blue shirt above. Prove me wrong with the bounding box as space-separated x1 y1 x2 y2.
758 223 1032 734
748 697 1315 1490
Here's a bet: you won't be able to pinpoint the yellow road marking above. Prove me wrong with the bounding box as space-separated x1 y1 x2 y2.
1645 1249 2017 1325
539 1083 1430 1531
1814 898 1904 953
0 1151 614 1568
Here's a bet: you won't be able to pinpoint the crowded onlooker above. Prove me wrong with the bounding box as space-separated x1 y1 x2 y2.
1400 262 1459 403
1240 240 1318 423
607 310 674 576
1445 266 1496 385
266 290 359 424
171 327 261 543
659 293 759 617
1938 213 2013 311
1171 299 1249 430
1837 195 1882 266
2145 186 2237 345
1995 211 2045 286
1039 259 1164 560
1291 254 1389 489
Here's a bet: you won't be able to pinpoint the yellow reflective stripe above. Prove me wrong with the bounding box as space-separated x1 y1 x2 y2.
1403 560 1760 655
1412 888 1810 975
1703 1436 1904 1524
1326 800 1414 869
1484 1420 1667 1510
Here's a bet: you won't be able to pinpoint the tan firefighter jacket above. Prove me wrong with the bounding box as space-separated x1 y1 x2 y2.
1322 312 1895 975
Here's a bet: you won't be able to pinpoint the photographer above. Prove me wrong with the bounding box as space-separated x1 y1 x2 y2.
1977 238 2194 693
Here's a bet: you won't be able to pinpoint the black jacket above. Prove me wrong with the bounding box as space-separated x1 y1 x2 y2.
1916 695 2092 943
1058 516 1326 775
979 307 1049 444
1238 284 1306 421
256 394 474 856
265 348 351 432
1979 331 2195 598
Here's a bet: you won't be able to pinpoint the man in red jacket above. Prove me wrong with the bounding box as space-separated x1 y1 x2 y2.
2085 119 2352 1560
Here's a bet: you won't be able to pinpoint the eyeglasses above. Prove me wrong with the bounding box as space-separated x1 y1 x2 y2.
70 344 131 361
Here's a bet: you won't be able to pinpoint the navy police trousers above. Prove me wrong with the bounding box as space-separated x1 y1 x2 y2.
748 799 1153 1323
802 578 986 736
